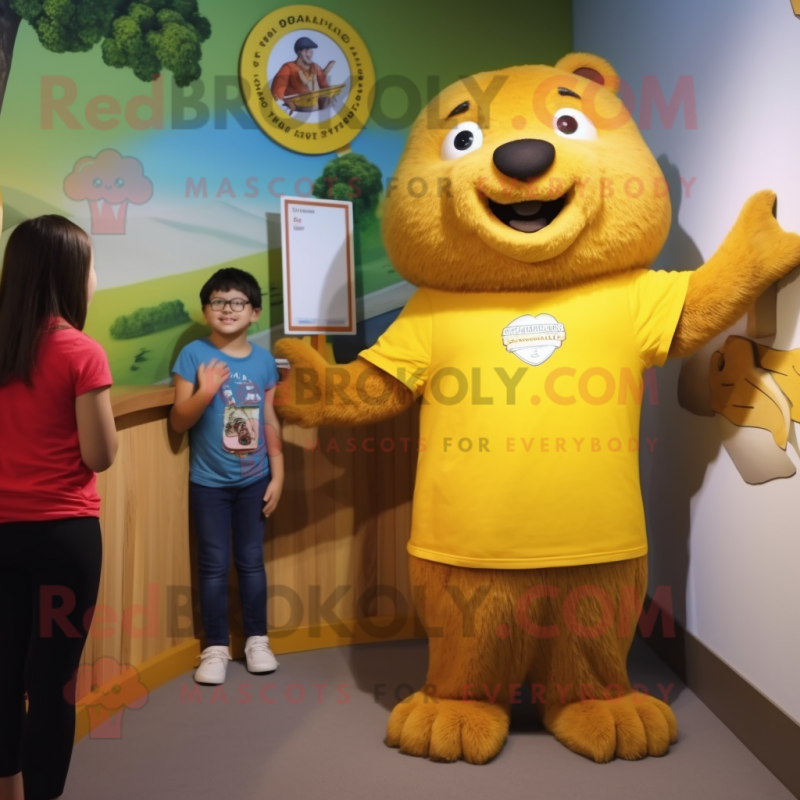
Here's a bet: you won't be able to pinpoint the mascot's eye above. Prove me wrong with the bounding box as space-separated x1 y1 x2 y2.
441 121 484 161
557 116 578 134
552 108 598 141
115 178 125 188
93 177 102 188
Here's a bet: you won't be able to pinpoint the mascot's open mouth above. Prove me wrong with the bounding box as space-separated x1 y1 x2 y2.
487 195 567 233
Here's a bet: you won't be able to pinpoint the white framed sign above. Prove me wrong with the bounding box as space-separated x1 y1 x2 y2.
280 195 356 335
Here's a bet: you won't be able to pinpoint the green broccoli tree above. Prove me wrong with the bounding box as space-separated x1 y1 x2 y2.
0 0 211 116
312 153 383 225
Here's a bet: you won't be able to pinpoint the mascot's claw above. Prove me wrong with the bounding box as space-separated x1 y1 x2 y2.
385 692 509 764
544 693 678 763
272 338 329 428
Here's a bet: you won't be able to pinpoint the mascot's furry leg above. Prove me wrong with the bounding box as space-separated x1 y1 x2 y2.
385 555 531 764
388 554 673 764
533 557 677 762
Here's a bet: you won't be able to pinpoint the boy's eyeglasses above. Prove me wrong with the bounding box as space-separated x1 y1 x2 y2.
209 299 250 311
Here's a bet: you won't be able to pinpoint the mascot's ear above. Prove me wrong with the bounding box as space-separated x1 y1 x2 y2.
554 52 621 95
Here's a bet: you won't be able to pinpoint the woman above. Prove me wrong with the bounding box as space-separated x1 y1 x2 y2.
0 216 118 800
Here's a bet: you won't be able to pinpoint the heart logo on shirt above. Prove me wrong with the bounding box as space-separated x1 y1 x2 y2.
501 314 567 366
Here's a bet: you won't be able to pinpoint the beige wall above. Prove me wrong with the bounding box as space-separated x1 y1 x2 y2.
575 0 800 724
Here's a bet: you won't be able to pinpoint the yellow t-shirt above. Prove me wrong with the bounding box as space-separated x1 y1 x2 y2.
358 268 692 569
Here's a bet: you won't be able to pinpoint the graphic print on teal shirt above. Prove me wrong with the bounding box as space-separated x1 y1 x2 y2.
171 339 280 488
221 376 262 453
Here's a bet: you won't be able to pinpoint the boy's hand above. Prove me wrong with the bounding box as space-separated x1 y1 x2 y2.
262 479 283 518
198 358 230 404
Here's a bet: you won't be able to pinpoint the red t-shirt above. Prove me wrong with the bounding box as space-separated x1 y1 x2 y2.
0 322 112 523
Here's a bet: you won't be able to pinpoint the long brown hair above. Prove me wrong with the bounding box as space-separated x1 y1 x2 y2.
0 215 93 386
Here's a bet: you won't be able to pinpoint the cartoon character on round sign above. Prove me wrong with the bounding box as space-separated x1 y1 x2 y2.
270 36 345 115
64 149 153 235
270 35 344 114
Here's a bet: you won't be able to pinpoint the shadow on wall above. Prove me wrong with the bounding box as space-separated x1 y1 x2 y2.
170 322 212 371
641 155 723 630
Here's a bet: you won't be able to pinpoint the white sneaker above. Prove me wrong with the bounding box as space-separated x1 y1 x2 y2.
195 645 231 684
244 635 279 673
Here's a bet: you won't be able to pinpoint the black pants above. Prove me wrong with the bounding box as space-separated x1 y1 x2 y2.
0 517 102 800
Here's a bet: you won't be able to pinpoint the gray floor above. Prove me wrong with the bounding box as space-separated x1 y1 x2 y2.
63 638 795 800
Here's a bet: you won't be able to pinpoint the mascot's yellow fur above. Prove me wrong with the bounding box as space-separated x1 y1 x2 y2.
274 53 800 764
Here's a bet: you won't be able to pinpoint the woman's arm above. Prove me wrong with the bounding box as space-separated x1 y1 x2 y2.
75 386 118 473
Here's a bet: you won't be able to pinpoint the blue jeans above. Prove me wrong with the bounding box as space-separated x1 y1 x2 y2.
189 476 270 646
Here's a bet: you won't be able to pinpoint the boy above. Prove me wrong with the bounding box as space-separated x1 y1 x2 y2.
170 267 283 684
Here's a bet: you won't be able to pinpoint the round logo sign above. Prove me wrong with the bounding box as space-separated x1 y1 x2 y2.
239 5 375 155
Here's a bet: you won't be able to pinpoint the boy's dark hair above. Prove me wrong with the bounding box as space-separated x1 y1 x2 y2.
0 215 93 386
200 268 262 310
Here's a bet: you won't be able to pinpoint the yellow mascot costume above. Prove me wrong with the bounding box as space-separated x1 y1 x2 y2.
274 53 800 764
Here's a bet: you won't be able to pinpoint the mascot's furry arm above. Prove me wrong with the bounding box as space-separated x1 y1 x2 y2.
272 341 410 426
669 190 800 358
274 189 800 424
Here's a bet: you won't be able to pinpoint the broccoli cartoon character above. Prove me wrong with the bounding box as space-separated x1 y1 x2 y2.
64 149 153 235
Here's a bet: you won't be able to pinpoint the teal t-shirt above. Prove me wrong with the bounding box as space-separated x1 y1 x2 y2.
172 339 280 488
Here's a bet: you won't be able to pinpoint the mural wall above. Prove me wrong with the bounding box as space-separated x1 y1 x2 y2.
0 0 572 384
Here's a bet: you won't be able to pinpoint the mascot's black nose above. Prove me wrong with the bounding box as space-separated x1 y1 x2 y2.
493 139 556 181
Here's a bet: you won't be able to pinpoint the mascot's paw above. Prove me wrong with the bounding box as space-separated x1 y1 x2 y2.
385 692 509 764
544 693 678 763
737 190 800 282
272 338 330 427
